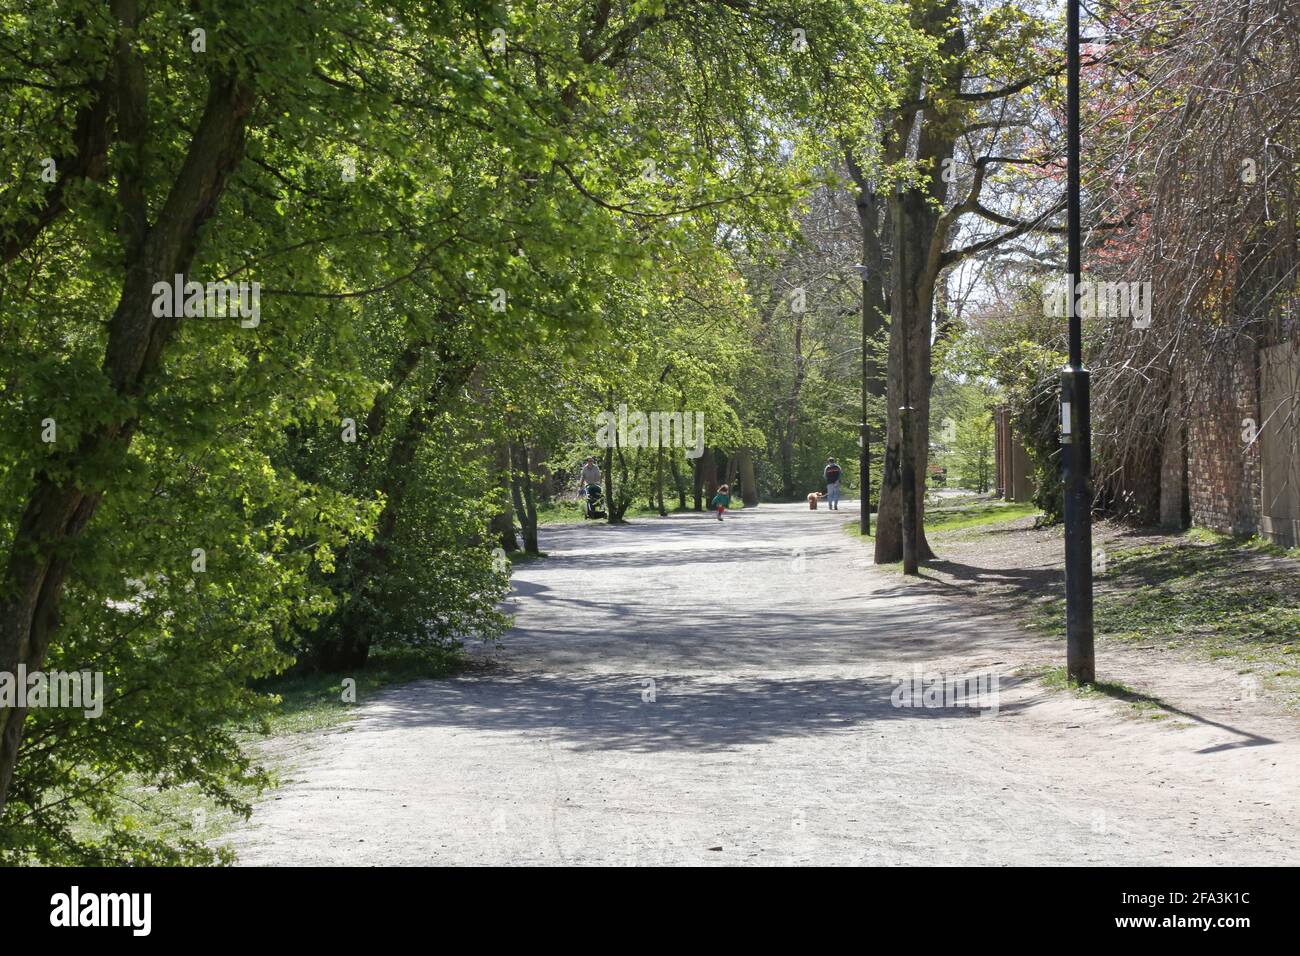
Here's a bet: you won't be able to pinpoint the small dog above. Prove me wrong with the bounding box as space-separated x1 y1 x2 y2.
807 491 826 510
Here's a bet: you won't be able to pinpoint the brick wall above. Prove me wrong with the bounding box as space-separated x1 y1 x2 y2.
1186 346 1261 536
993 405 1035 503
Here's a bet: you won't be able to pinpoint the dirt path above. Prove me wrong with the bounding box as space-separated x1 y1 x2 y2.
225 502 1300 865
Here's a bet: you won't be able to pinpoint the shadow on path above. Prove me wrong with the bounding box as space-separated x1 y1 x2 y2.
366 672 1037 754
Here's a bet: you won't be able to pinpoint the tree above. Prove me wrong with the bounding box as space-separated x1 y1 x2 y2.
0 0 511 856
841 0 1064 566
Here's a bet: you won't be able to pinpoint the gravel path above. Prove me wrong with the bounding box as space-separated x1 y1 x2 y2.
226 501 1300 866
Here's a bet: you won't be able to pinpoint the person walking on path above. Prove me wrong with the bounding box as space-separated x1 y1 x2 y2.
579 456 602 493
711 484 731 521
824 457 842 510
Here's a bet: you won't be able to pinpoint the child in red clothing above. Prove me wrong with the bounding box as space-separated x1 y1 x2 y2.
711 484 731 520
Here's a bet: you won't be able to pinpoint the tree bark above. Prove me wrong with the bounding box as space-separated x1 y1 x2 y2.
875 188 942 563
603 388 629 522
872 0 965 565
1 70 114 267
777 309 808 499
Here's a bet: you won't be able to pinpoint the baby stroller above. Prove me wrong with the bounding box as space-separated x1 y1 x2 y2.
583 483 607 519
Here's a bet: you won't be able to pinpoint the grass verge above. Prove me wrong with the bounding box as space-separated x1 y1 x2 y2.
1028 533 1299 708
1029 664 1172 720
926 500 1040 531
841 518 875 539
840 498 1037 545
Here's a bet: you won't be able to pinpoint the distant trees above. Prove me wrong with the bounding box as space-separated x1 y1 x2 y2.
930 373 996 493
738 181 875 501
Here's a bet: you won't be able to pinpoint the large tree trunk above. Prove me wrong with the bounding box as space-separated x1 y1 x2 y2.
1 63 113 267
701 449 718 506
603 388 631 523
777 429 795 499
604 396 617 521
875 188 939 564
871 2 963 565
523 464 539 551
709 450 722 501
0 45 256 811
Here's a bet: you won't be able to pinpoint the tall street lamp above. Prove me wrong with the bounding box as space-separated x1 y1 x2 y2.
1061 0 1095 682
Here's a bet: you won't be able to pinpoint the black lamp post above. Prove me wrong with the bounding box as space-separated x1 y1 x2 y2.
1061 0 1095 682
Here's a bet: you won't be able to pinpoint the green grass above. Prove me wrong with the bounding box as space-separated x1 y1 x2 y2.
925 500 1040 531
923 491 987 510
841 498 1036 541
841 519 875 539
1034 538 1299 648
1031 533 1300 704
841 494 1298 710
1032 664 1169 719
535 500 587 525
840 499 1036 563
1185 525 1300 560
